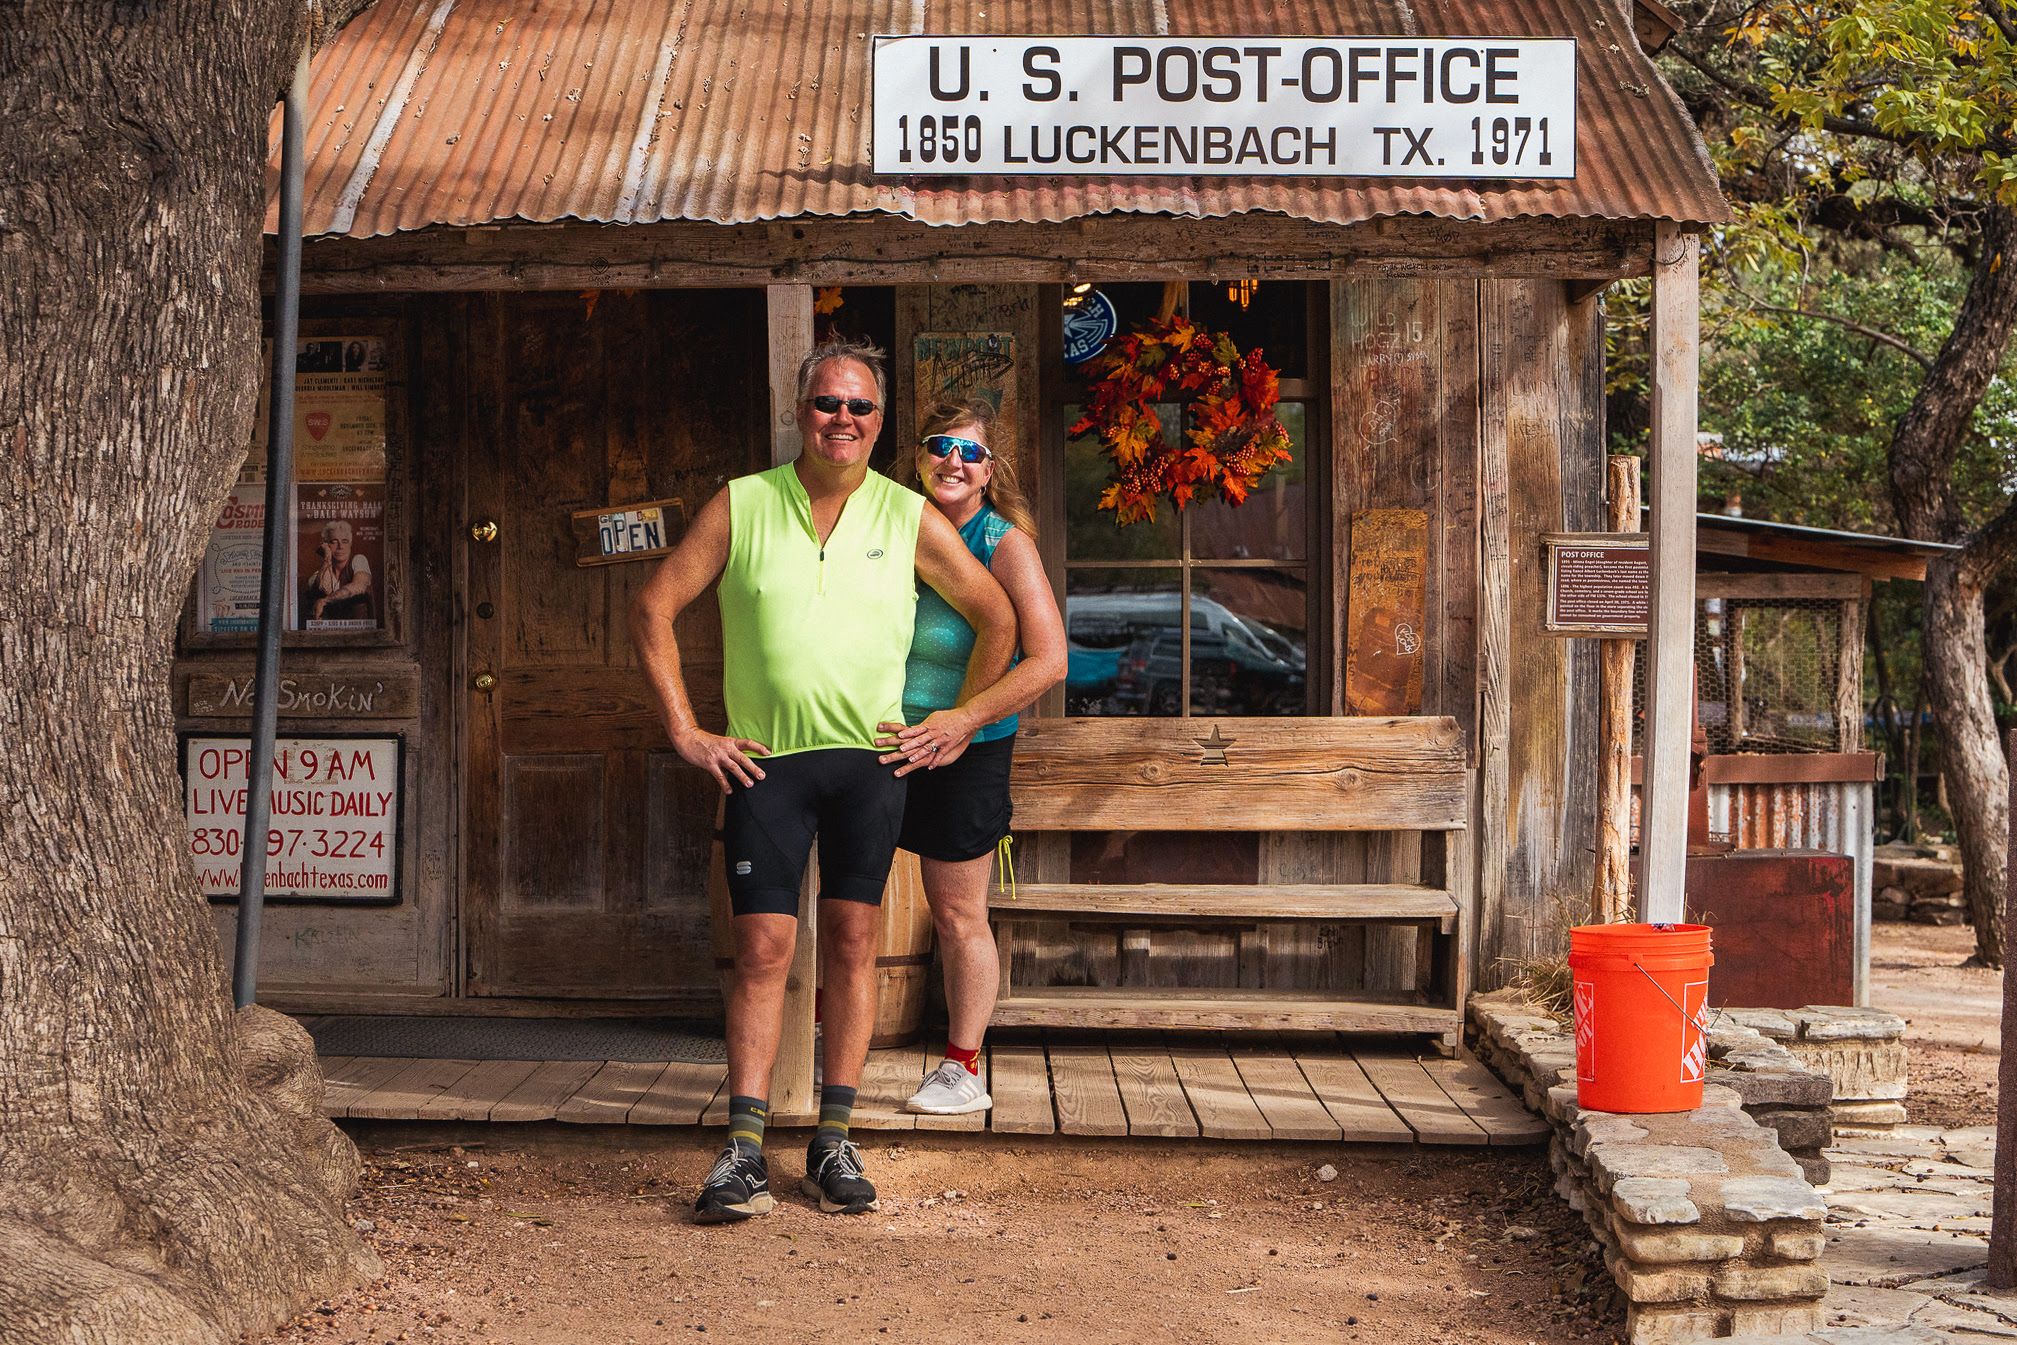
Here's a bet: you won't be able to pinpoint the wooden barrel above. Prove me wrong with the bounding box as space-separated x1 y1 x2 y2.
871 849 934 1048
706 819 736 1001
705 830 935 1048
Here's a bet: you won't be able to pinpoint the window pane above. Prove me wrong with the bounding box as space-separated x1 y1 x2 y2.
1191 569 1309 716
1065 568 1182 715
1190 401 1309 561
1186 279 1310 380
1064 403 1181 562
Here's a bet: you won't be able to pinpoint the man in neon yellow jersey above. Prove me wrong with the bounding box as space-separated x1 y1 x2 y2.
633 339 1015 1223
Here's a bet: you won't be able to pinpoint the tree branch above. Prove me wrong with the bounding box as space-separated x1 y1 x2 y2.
1890 203 2017 541
1960 490 2017 585
1670 35 2016 158
1719 279 1936 368
1670 39 1928 151
1985 0 2017 49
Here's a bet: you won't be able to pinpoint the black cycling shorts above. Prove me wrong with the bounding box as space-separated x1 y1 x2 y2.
722 747 906 917
896 734 1015 863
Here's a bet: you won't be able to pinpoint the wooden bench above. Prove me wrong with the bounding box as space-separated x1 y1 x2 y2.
991 716 1472 1051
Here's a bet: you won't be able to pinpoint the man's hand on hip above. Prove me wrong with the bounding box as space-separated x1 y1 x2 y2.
673 726 771 792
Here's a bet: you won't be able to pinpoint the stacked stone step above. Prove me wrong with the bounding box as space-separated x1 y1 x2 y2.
1872 842 1966 924
1469 990 1835 1344
1722 1006 1908 1129
1547 1082 1829 1343
1470 989 1836 1183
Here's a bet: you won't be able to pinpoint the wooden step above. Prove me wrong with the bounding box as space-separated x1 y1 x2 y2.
990 987 1459 1034
989 882 1456 931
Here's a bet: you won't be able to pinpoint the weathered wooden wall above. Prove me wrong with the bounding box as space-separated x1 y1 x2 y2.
1474 281 1606 985
186 288 769 1010
186 272 1608 1010
192 298 448 1003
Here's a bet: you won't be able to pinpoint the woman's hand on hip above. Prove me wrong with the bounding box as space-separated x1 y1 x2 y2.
875 710 977 777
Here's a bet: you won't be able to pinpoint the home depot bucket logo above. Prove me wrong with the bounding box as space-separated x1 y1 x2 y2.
1679 979 1709 1083
1573 980 1596 1082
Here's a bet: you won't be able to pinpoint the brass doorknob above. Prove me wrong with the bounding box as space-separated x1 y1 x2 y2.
470 519 499 543
472 672 497 693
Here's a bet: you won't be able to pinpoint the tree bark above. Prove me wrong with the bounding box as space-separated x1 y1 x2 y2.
1888 203 2017 966
0 6 378 1342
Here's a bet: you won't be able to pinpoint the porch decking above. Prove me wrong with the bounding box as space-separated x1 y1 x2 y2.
319 1031 1548 1145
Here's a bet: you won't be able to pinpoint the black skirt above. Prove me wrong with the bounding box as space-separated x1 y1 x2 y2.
896 733 1015 862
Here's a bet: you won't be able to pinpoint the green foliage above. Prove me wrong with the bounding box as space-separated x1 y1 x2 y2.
1700 0 2017 206
1698 253 2017 533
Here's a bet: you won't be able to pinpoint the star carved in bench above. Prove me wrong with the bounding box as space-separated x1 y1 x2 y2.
1192 724 1235 766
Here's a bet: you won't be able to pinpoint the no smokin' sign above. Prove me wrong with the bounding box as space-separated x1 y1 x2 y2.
872 36 1577 178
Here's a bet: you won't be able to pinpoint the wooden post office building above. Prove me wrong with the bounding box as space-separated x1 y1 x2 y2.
181 0 1729 1069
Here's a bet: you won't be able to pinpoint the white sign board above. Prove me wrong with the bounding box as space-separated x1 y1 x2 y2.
872 36 1576 178
184 735 401 903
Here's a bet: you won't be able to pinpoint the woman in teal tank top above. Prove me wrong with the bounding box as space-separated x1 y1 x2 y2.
874 400 1067 1116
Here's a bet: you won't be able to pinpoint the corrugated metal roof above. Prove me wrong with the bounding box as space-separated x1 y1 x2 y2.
270 0 1729 239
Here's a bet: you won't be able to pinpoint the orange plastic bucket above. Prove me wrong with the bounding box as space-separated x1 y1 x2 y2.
1567 923 1715 1114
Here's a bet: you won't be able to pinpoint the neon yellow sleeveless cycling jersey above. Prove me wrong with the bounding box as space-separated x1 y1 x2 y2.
719 461 924 756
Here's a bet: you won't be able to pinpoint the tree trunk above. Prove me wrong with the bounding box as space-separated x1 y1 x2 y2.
0 6 378 1342
1888 202 2017 967
1923 557 2011 964
1989 727 2017 1287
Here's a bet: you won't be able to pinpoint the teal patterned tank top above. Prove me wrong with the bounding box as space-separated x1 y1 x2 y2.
903 504 1019 742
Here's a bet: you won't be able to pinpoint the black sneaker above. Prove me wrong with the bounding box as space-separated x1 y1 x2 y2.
693 1145 775 1224
801 1139 878 1214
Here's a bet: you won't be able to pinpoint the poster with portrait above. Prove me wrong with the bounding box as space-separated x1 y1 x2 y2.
197 484 269 634
197 332 392 640
294 483 386 632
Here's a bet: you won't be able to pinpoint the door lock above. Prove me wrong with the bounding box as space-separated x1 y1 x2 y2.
472 672 498 694
470 519 499 543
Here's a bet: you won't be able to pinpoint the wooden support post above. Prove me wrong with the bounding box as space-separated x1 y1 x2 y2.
1637 226 1700 924
766 284 817 1120
1477 284 1512 976
1838 589 1867 752
1593 455 1640 922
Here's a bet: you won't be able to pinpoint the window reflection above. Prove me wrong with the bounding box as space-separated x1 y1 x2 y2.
1064 569 1181 715
1190 570 1308 715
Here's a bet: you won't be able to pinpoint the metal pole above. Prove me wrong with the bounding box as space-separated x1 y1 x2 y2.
233 45 311 1009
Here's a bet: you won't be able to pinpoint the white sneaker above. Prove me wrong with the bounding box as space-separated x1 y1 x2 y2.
906 1058 992 1115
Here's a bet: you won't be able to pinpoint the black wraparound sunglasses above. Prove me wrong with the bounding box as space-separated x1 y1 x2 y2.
923 434 991 463
807 394 879 416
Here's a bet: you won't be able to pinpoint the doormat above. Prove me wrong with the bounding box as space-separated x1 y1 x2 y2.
308 1016 726 1064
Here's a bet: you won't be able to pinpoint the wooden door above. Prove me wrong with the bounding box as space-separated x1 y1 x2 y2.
463 290 766 1000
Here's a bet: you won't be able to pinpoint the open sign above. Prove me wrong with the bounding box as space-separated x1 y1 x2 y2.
571 496 686 568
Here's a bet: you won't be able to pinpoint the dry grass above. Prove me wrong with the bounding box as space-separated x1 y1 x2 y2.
1499 887 1636 1027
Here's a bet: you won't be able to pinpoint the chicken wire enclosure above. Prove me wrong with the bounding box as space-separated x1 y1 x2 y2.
1632 594 1860 755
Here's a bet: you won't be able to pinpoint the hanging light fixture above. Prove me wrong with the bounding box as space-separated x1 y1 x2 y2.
1226 277 1259 310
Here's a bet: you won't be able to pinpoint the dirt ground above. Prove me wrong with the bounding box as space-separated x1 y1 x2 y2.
1867 921 2002 1128
256 1133 1620 1345
254 922 2000 1345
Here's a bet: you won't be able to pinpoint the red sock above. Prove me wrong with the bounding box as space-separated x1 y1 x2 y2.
945 1041 982 1075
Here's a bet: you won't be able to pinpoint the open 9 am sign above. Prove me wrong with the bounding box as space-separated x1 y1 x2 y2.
182 734 403 905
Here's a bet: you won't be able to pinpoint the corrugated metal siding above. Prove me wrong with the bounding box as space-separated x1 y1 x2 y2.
272 0 1728 237
1708 780 1875 1006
